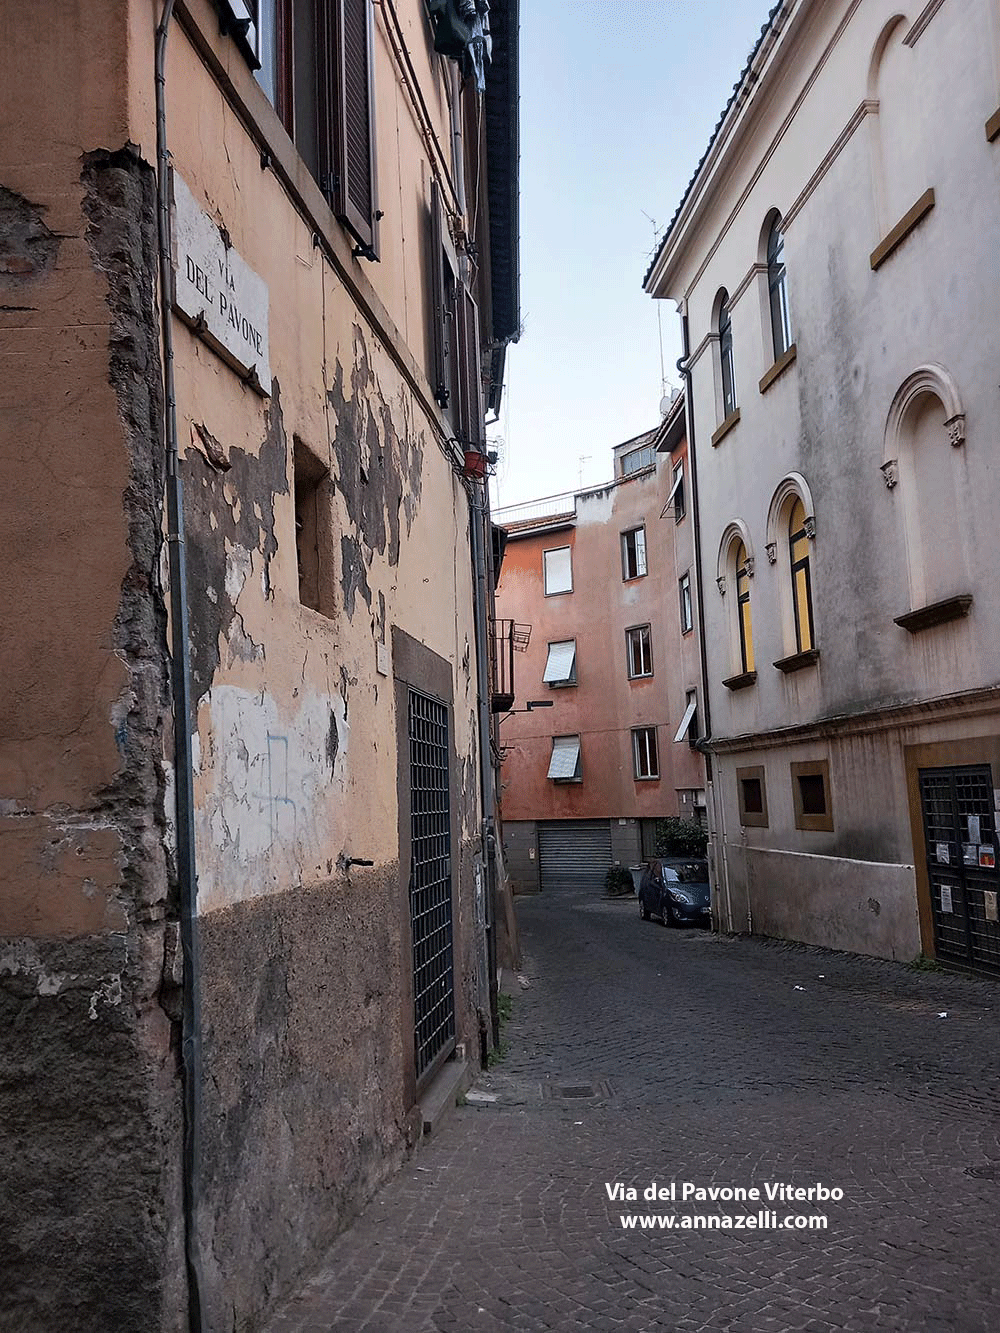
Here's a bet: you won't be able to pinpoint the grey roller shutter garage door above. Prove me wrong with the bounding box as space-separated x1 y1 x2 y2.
538 821 613 893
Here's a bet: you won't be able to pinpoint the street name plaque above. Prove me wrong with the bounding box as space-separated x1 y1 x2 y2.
170 171 271 394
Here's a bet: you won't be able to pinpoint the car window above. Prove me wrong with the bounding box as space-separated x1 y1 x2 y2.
661 862 708 883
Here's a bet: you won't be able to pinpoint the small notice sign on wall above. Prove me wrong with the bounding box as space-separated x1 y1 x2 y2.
170 172 271 394
984 890 999 923
940 885 953 914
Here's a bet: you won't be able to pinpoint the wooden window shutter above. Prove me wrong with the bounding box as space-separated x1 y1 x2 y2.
458 286 485 449
430 181 451 408
332 0 379 257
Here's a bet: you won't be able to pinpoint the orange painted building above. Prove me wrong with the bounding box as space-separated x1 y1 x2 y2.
494 402 706 893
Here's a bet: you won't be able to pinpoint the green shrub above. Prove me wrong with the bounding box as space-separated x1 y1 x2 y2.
654 817 708 857
604 866 635 897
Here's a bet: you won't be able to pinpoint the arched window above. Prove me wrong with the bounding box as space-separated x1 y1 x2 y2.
766 474 817 664
735 540 754 673
718 291 736 419
767 216 791 360
788 498 814 652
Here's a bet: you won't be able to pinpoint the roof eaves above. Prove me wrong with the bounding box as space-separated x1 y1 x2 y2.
642 1 790 293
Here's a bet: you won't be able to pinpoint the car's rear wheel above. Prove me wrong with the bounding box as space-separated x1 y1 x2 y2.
639 892 649 921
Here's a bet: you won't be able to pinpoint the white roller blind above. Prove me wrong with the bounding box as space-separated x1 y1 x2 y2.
673 695 698 743
547 735 581 780
543 546 572 594
543 640 576 684
665 464 683 506
635 527 647 576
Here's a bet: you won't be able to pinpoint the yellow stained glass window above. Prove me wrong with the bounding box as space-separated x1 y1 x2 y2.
788 499 814 653
735 540 755 673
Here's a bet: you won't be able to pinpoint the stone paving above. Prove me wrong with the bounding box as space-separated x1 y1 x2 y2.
266 888 1000 1332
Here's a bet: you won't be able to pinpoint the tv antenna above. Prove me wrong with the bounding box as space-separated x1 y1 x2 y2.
642 209 675 415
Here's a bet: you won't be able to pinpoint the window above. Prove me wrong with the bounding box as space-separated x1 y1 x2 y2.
626 625 653 679
543 640 577 687
718 291 737 419
767 215 792 361
293 437 330 613
737 765 768 828
788 498 815 653
666 461 685 521
543 546 572 595
735 541 754 674
791 760 834 832
253 0 294 129
632 727 659 781
679 572 693 635
621 444 655 477
548 735 581 782
621 526 647 580
250 0 379 258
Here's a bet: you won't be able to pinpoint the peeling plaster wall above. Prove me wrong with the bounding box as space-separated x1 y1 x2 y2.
146 4 488 1327
2 0 492 1323
0 6 183 1330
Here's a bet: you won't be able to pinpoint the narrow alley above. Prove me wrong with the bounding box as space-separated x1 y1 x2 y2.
267 889 1000 1332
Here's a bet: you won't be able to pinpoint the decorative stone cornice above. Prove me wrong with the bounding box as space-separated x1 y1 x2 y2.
705 684 1000 755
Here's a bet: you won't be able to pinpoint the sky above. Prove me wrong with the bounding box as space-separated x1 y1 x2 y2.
489 0 776 508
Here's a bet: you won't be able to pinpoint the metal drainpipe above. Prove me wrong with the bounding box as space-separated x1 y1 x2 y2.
469 479 500 1049
155 4 204 1329
677 310 732 933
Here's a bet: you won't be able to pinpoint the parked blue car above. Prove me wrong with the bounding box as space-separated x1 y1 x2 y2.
638 858 712 927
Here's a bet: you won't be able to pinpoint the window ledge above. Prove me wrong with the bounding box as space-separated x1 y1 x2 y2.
722 670 758 691
711 408 741 447
870 188 935 270
758 343 797 394
894 594 973 633
987 108 1000 142
773 648 820 674
634 775 661 783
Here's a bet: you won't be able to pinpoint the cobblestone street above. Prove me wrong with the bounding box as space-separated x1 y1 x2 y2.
267 889 1000 1333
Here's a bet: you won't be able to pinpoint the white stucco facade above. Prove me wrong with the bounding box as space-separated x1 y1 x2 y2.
646 0 1000 965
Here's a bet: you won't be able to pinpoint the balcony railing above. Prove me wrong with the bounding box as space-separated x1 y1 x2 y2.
493 491 578 526
491 618 530 712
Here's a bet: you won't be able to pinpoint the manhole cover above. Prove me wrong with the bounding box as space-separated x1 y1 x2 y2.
541 1079 612 1101
966 1165 1000 1180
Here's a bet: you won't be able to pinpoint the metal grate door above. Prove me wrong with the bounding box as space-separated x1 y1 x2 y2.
408 689 456 1083
919 765 1000 973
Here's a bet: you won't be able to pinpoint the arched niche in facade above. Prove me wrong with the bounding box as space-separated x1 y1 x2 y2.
883 363 968 610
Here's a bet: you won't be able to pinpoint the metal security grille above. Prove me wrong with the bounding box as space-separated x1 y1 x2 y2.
538 821 613 893
408 689 455 1084
919 765 1000 974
